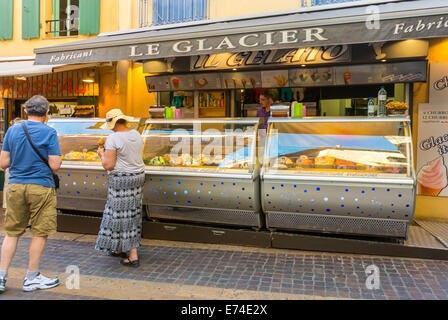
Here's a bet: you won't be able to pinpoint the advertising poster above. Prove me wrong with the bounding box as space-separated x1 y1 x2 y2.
417 104 448 197
193 73 222 90
261 70 289 88
169 75 195 91
146 76 171 91
334 61 427 85
429 62 448 105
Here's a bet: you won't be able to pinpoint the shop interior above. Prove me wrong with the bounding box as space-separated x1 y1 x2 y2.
153 83 405 119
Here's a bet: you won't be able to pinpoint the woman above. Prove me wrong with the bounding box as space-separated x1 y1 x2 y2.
95 109 146 267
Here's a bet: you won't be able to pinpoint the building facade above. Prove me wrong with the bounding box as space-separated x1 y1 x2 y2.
3 0 448 223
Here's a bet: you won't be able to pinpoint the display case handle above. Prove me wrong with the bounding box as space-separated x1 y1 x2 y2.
212 230 226 236
163 226 177 231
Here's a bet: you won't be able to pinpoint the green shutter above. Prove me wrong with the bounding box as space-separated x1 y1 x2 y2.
0 0 13 40
22 0 40 39
79 0 100 35
52 0 60 37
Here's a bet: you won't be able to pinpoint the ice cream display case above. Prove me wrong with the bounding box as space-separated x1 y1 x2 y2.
142 118 263 228
48 118 145 213
261 117 416 239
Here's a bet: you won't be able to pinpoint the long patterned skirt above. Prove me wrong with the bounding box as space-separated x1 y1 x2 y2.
95 171 146 253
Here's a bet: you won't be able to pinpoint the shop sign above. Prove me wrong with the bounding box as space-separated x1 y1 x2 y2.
1 78 87 98
35 14 448 66
417 104 448 197
190 45 350 71
429 63 448 105
0 71 98 99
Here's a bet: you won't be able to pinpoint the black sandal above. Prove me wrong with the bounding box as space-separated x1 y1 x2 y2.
120 258 140 268
109 251 128 258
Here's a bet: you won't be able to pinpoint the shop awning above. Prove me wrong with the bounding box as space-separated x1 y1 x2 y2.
0 60 65 77
34 0 448 65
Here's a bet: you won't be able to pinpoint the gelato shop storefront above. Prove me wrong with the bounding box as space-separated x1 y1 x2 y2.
30 0 448 255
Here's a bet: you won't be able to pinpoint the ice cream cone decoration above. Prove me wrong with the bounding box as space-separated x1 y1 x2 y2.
344 68 351 85
196 78 208 88
241 78 247 88
250 77 256 88
419 185 443 197
417 156 448 197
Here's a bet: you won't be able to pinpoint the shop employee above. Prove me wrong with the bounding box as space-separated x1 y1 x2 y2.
257 90 273 130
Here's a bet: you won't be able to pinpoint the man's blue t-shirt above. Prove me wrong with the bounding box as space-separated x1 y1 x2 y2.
2 121 61 188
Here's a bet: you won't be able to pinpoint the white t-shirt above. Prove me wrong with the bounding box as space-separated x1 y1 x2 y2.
105 130 145 174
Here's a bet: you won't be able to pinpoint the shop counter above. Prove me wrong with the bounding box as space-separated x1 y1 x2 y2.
142 118 264 228
48 118 145 213
261 117 416 239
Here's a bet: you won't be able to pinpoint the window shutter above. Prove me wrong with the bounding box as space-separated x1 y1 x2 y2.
153 0 207 26
22 0 40 39
79 0 100 35
0 0 13 40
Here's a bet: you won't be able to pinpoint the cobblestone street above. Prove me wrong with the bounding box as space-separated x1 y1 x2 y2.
1 212 448 300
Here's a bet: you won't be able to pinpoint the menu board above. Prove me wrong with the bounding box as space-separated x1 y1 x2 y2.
193 73 222 90
221 72 261 89
146 76 171 91
334 61 427 85
261 70 289 88
289 68 334 86
169 75 195 91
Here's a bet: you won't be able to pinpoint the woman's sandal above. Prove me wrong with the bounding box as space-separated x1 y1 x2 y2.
120 258 140 268
109 251 128 258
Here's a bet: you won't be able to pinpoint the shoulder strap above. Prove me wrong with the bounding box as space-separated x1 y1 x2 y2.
21 122 51 169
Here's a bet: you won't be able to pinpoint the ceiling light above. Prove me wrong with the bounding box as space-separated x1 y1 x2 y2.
83 70 96 83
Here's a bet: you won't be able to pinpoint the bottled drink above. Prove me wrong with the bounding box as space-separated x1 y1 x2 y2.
199 93 204 107
378 86 387 117
368 98 375 117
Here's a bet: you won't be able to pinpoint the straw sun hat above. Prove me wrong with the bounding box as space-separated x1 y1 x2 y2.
100 109 134 130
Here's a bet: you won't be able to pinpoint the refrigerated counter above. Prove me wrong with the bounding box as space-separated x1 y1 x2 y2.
48 118 145 213
142 118 263 228
261 117 416 239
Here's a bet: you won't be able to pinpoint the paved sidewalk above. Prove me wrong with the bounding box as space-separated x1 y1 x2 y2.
1 212 448 300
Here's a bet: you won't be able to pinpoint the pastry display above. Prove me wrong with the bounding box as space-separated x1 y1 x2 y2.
296 155 313 168
279 156 294 167
335 158 356 169
63 149 101 162
314 156 335 167
145 156 167 166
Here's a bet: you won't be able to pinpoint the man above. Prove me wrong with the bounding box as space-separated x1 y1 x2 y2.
0 95 62 293
256 90 274 130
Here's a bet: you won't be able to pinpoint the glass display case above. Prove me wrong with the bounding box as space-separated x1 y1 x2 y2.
142 119 258 174
142 118 264 228
261 117 416 239
48 118 145 213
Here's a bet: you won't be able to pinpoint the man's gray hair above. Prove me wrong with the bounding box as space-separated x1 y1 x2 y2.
25 95 49 117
